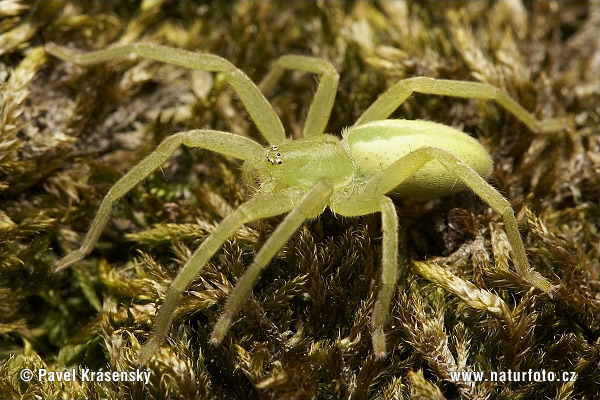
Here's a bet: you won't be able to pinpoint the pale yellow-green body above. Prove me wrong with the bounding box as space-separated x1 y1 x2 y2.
45 42 560 365
250 119 493 200
344 120 493 198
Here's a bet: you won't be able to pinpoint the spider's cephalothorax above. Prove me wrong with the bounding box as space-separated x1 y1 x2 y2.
256 135 355 192
46 43 563 364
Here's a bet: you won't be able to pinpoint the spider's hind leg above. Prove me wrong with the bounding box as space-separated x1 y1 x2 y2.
363 147 553 294
355 77 565 133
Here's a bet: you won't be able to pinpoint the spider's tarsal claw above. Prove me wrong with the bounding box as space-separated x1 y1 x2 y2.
371 328 387 359
527 269 554 294
209 314 232 345
54 250 85 272
136 338 158 366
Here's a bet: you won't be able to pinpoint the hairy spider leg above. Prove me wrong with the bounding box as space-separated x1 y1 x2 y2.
54 130 263 271
363 147 553 294
259 55 339 137
355 76 565 132
330 195 399 358
209 178 334 345
371 198 398 358
45 43 286 144
136 189 302 365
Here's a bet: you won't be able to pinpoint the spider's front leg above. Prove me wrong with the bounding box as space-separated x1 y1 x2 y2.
138 178 333 365
259 55 339 137
209 178 334 345
136 189 301 365
363 147 553 294
355 77 565 133
55 130 263 271
45 43 286 144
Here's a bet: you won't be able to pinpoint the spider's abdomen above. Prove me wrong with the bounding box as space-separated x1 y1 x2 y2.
343 120 493 198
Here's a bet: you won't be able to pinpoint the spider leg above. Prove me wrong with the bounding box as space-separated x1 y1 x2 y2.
210 178 334 345
258 55 339 137
372 197 398 358
55 130 263 271
355 77 564 132
136 189 301 365
330 195 398 358
363 147 553 294
45 43 286 144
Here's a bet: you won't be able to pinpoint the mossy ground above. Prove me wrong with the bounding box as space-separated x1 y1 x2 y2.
1 1 598 399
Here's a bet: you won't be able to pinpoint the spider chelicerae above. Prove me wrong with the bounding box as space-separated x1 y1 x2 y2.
45 43 563 364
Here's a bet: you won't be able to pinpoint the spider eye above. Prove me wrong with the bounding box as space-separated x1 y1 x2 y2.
266 146 282 165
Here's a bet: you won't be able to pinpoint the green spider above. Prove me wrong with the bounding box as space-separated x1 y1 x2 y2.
45 43 563 365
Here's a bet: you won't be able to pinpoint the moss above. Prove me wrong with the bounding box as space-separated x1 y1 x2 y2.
1 1 598 399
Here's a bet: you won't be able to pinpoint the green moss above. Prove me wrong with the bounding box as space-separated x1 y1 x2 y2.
1 1 598 399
